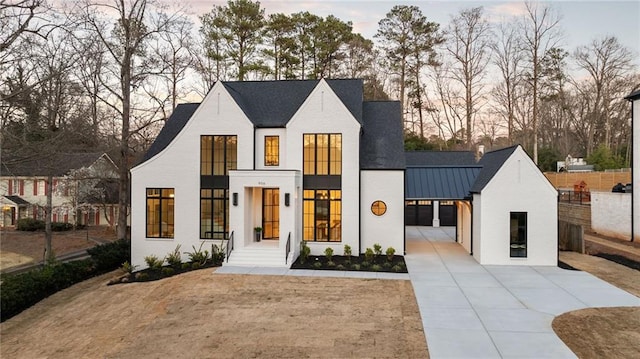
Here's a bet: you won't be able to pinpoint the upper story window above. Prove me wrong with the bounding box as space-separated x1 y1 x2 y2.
146 188 175 238
201 135 237 176
303 134 341 175
264 136 279 166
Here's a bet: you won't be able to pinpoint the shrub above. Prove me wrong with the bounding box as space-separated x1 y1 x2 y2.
161 267 175 276
16 218 45 231
0 259 96 322
165 245 182 268
144 255 164 271
300 241 310 264
371 264 382 272
86 239 130 273
327 260 336 267
51 222 73 231
343 245 352 263
211 243 225 265
324 247 334 262
386 247 396 262
135 272 149 280
350 264 361 271
364 248 374 263
392 265 402 272
184 243 210 266
313 261 322 269
120 261 137 274
361 261 370 268
373 243 382 257
191 262 201 270
336 264 345 270
383 262 392 268
181 263 191 270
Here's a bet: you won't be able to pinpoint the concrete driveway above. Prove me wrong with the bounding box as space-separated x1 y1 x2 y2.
405 226 640 359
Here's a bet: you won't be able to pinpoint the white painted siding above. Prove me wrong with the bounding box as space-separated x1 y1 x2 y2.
472 194 482 263
130 82 255 269
457 201 472 254
360 171 405 255
633 98 640 242
591 192 632 240
475 147 558 266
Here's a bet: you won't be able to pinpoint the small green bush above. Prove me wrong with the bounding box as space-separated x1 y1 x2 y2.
350 264 361 271
365 248 374 263
373 243 382 257
16 218 45 231
313 261 322 269
371 264 382 272
211 243 225 265
336 264 345 270
135 272 148 280
165 245 182 268
324 247 334 262
343 245 352 263
383 262 392 268
191 262 201 270
161 267 175 276
386 247 396 262
361 260 370 268
184 243 210 266
181 263 191 270
327 260 336 267
392 265 402 272
120 261 137 274
300 241 310 264
144 255 164 271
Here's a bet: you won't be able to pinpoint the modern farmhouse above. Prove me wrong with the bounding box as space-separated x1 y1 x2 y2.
130 79 405 268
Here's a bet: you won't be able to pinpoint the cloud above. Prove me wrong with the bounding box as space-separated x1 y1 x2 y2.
487 2 528 19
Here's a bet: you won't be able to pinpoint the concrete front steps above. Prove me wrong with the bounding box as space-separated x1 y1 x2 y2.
224 246 293 267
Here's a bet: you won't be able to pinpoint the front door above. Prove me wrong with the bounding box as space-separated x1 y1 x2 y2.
262 188 279 239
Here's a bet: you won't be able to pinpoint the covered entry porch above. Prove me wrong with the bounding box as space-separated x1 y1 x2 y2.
227 170 302 267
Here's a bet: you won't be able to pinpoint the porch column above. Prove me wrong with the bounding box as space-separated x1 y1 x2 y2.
433 200 440 227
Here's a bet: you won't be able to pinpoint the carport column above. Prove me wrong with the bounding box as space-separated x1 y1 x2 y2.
432 200 440 227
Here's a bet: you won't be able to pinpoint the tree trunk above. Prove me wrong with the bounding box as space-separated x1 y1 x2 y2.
117 53 131 241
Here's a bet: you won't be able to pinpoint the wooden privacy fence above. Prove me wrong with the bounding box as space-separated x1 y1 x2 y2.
545 172 631 191
558 221 584 253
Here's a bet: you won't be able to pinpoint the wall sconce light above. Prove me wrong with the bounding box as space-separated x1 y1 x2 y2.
232 192 238 206
285 193 290 207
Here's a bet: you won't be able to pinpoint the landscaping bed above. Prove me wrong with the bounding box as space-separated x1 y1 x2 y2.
291 254 407 273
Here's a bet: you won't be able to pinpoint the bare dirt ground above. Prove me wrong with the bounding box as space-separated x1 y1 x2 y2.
554 252 640 358
0 269 428 358
0 227 117 270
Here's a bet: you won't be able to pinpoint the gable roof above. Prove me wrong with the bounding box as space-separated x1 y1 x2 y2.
469 145 519 193
140 103 199 164
1 152 111 177
406 166 481 200
3 195 30 206
405 151 476 166
360 101 405 170
624 89 640 101
223 79 363 127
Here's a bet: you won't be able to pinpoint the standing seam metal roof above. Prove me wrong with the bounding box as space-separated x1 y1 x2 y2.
405 166 482 199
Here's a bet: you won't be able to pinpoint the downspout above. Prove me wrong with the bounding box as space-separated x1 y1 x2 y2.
469 196 474 256
253 127 257 170
631 100 635 242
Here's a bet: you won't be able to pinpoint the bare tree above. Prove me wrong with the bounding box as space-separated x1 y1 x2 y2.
574 36 634 152
520 1 562 164
445 6 491 149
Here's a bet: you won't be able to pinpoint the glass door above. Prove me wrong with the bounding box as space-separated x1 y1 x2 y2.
262 189 279 239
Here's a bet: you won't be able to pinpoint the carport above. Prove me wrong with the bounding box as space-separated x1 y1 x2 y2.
405 165 481 248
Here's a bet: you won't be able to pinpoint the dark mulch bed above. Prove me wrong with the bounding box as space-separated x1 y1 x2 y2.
108 261 221 285
558 260 580 271
594 253 640 271
291 254 408 273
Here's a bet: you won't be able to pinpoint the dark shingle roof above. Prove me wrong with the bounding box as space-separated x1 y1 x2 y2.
469 145 519 193
405 151 476 166
140 103 199 164
1 153 109 177
223 79 363 127
360 101 405 170
405 166 481 199
4 195 31 205
624 89 640 101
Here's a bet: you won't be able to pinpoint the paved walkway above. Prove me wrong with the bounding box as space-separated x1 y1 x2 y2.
406 226 639 359
216 227 639 358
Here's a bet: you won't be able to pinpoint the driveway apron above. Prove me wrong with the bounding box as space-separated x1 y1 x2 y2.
405 226 640 359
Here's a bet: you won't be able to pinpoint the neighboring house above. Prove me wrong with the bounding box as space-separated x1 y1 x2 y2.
406 145 558 266
625 90 639 242
131 79 405 268
1 153 119 228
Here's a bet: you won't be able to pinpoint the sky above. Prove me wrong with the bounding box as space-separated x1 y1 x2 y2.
182 0 640 69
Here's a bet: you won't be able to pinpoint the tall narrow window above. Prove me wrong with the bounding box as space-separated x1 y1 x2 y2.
510 212 527 257
303 189 341 242
201 135 237 176
200 189 228 239
146 188 175 238
264 136 279 166
303 134 341 175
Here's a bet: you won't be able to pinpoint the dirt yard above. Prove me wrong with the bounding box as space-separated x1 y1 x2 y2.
0 269 428 358
0 227 116 270
554 252 640 358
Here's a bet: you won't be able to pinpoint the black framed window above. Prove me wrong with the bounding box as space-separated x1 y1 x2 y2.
303 189 341 242
264 136 279 166
303 134 341 175
201 135 237 176
200 189 229 239
146 188 174 238
510 212 527 257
